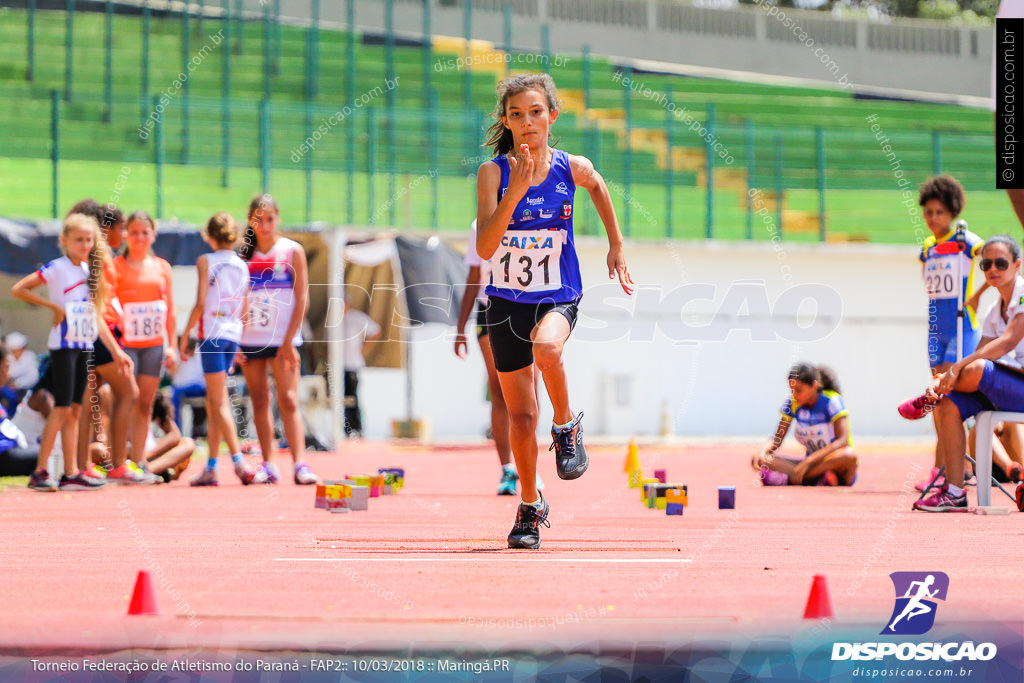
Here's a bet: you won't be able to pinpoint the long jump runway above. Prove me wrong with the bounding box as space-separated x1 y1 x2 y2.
1 440 1022 680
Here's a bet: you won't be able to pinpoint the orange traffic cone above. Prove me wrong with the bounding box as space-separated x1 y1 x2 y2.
127 570 159 616
623 438 639 473
803 574 833 619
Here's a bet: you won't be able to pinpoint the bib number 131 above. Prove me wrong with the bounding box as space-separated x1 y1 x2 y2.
498 252 552 289
493 230 562 293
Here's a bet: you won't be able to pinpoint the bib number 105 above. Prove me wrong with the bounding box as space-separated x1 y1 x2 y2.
64 301 98 344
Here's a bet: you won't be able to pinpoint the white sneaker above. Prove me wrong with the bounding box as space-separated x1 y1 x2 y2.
190 468 219 487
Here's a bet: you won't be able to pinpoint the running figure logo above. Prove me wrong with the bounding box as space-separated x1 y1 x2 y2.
881 572 949 635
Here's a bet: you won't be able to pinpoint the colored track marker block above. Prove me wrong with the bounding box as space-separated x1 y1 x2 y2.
654 469 667 483
640 478 658 502
718 486 736 509
345 475 382 498
665 487 685 515
320 482 354 512
803 574 834 619
369 475 383 497
650 483 681 510
339 480 370 511
127 570 159 616
379 468 405 492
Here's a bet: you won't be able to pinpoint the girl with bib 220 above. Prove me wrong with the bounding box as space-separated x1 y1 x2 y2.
476 73 634 549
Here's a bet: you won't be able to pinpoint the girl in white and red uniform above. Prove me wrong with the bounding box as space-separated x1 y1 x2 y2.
11 213 130 491
237 195 318 485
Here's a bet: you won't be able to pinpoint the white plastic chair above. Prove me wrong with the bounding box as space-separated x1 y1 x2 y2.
973 411 1024 506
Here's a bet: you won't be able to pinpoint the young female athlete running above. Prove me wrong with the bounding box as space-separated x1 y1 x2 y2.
237 195 318 485
113 211 177 484
476 73 633 549
12 213 131 490
753 363 858 487
180 212 256 486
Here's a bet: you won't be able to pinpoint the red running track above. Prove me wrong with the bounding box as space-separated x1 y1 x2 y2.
0 440 1021 655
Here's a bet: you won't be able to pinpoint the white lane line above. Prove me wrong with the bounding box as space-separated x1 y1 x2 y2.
275 558 692 563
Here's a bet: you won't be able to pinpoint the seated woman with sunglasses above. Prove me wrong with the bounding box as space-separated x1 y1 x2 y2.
899 235 1024 511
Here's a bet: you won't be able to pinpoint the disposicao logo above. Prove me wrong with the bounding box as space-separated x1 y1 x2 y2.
882 571 948 635
831 572 997 662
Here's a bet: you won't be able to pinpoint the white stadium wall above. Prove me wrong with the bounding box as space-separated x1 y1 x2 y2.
274 0 993 100
358 237 972 440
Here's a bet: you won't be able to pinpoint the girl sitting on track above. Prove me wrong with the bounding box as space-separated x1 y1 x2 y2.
11 213 131 491
237 195 318 485
140 392 196 483
476 73 633 549
753 363 858 487
180 212 256 486
113 211 176 484
900 235 1024 512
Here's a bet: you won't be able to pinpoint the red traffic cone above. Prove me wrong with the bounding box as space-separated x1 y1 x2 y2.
802 574 833 619
127 570 159 616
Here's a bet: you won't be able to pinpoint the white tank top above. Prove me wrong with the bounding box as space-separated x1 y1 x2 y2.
200 250 248 343
240 237 304 348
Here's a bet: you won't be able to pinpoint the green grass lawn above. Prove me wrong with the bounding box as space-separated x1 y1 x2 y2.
0 476 29 490
2 156 1017 244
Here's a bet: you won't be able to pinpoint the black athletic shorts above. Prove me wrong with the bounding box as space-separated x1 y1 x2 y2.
240 345 280 360
92 325 123 367
485 295 580 373
49 347 91 407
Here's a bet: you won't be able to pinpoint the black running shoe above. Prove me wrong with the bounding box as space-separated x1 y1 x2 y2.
549 412 588 480
28 469 58 492
507 493 550 549
59 472 106 491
